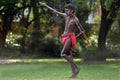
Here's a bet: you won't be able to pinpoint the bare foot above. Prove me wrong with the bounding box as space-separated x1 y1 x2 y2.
76 67 80 75
69 76 78 78
69 67 80 78
71 49 77 55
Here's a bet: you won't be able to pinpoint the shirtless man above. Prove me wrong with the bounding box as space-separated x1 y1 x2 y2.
39 2 84 78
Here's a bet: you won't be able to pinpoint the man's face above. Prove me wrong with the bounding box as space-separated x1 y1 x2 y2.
65 8 73 15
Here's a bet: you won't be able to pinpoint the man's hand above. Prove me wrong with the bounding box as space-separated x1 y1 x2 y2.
81 30 85 34
76 30 85 38
82 32 91 46
39 2 46 6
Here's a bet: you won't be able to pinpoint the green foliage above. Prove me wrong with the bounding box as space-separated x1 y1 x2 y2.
43 35 62 57
1 0 92 58
27 29 45 54
116 10 120 20
107 23 120 54
6 32 22 48
75 0 90 23
93 15 101 24
39 0 63 25
2 0 119 60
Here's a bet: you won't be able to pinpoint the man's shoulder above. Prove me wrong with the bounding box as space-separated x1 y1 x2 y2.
74 16 79 21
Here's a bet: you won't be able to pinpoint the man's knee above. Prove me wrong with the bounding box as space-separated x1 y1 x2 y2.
60 52 66 57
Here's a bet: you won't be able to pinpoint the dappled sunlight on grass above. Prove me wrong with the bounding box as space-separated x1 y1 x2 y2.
0 58 119 64
5 58 84 63
106 58 120 62
107 64 119 69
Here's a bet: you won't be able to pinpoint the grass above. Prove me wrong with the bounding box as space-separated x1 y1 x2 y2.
0 63 119 80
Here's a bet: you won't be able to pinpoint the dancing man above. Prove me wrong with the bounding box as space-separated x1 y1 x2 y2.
39 2 85 78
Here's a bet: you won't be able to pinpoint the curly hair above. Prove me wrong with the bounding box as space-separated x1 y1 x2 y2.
64 3 76 13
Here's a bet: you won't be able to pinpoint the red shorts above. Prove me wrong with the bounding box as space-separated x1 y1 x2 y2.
61 33 76 49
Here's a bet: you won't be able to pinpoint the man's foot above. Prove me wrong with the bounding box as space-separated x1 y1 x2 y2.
69 67 80 78
76 67 80 75
70 49 77 55
69 76 78 78
71 49 77 53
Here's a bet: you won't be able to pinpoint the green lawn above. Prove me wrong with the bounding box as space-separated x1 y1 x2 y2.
0 63 119 80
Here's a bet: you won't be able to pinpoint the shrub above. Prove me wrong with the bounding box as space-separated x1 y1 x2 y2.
43 35 62 57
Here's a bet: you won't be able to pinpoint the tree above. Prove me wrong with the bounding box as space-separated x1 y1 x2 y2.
18 0 31 54
0 0 29 54
0 0 17 54
97 0 120 60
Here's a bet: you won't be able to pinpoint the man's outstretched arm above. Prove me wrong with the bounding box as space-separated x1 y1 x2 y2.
75 19 91 45
75 18 85 38
39 2 66 17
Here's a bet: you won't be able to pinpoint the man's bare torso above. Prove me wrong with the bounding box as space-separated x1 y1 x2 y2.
63 15 77 34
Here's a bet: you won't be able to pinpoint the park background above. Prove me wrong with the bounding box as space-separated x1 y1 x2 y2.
0 0 120 80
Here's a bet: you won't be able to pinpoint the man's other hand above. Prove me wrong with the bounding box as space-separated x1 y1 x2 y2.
39 2 46 6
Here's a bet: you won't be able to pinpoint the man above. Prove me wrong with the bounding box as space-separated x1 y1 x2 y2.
39 2 84 78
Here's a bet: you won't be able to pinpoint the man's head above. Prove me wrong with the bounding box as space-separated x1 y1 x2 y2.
64 3 76 15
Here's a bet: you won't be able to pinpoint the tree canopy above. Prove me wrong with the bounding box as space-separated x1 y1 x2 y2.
0 0 119 60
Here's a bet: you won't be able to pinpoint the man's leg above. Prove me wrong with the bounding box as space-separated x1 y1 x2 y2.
68 53 80 78
63 54 80 78
60 38 80 78
68 54 76 78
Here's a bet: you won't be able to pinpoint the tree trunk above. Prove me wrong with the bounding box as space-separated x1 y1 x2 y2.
30 0 40 52
0 14 13 54
31 0 40 29
0 31 7 54
118 20 120 32
97 1 118 60
98 14 114 50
